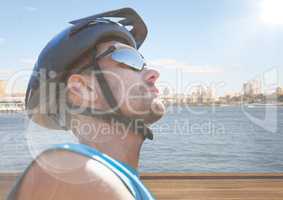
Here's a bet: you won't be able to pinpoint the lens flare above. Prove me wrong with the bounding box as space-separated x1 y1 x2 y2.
260 0 283 25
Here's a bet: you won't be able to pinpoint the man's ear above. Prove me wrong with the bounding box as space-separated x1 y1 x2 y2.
67 74 96 106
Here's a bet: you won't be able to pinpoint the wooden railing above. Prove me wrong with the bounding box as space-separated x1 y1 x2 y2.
1 172 283 199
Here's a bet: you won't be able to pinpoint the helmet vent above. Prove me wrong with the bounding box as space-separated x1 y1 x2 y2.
69 8 147 48
125 25 134 32
103 17 126 23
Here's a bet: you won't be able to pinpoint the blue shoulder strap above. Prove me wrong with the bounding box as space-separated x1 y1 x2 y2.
52 143 155 200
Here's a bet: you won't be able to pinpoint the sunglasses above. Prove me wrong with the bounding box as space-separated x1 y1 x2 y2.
96 45 147 71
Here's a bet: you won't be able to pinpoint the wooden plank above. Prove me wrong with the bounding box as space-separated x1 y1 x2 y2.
142 179 283 200
1 173 283 199
141 173 283 200
141 173 283 179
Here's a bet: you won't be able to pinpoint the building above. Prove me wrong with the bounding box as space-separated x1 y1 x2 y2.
243 82 251 96
189 85 215 104
162 87 170 97
242 79 262 96
0 80 6 97
250 79 262 95
276 87 283 95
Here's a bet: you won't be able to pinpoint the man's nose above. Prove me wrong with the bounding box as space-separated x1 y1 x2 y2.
143 68 160 85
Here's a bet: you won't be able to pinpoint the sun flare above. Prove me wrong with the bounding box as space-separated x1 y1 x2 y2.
260 0 283 25
261 0 283 25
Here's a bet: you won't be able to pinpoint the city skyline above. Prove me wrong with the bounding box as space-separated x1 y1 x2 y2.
1 77 282 99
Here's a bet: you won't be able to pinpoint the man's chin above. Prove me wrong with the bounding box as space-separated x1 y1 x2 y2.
126 97 166 124
143 98 166 124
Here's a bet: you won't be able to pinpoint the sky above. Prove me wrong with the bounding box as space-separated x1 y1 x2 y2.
0 0 283 96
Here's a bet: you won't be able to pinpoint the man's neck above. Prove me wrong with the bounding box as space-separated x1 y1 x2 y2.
71 116 144 170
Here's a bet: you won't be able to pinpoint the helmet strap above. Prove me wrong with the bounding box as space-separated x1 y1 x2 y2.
67 53 153 140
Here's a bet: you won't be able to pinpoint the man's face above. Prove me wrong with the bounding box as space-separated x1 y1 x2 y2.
93 40 165 124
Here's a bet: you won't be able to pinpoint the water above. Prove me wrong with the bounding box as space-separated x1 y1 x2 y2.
1 106 283 173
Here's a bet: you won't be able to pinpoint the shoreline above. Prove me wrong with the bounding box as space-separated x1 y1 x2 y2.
0 103 283 113
164 103 283 107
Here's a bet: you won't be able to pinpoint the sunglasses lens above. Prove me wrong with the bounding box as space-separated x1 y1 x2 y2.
111 48 145 71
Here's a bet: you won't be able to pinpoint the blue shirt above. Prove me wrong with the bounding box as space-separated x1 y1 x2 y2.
52 143 155 200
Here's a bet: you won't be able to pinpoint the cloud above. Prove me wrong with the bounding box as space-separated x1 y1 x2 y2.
149 59 224 74
0 69 14 79
0 68 32 79
24 6 37 12
0 37 5 45
0 69 33 95
20 58 36 66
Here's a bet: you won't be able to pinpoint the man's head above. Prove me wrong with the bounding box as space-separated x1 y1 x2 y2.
67 40 165 125
25 8 161 141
